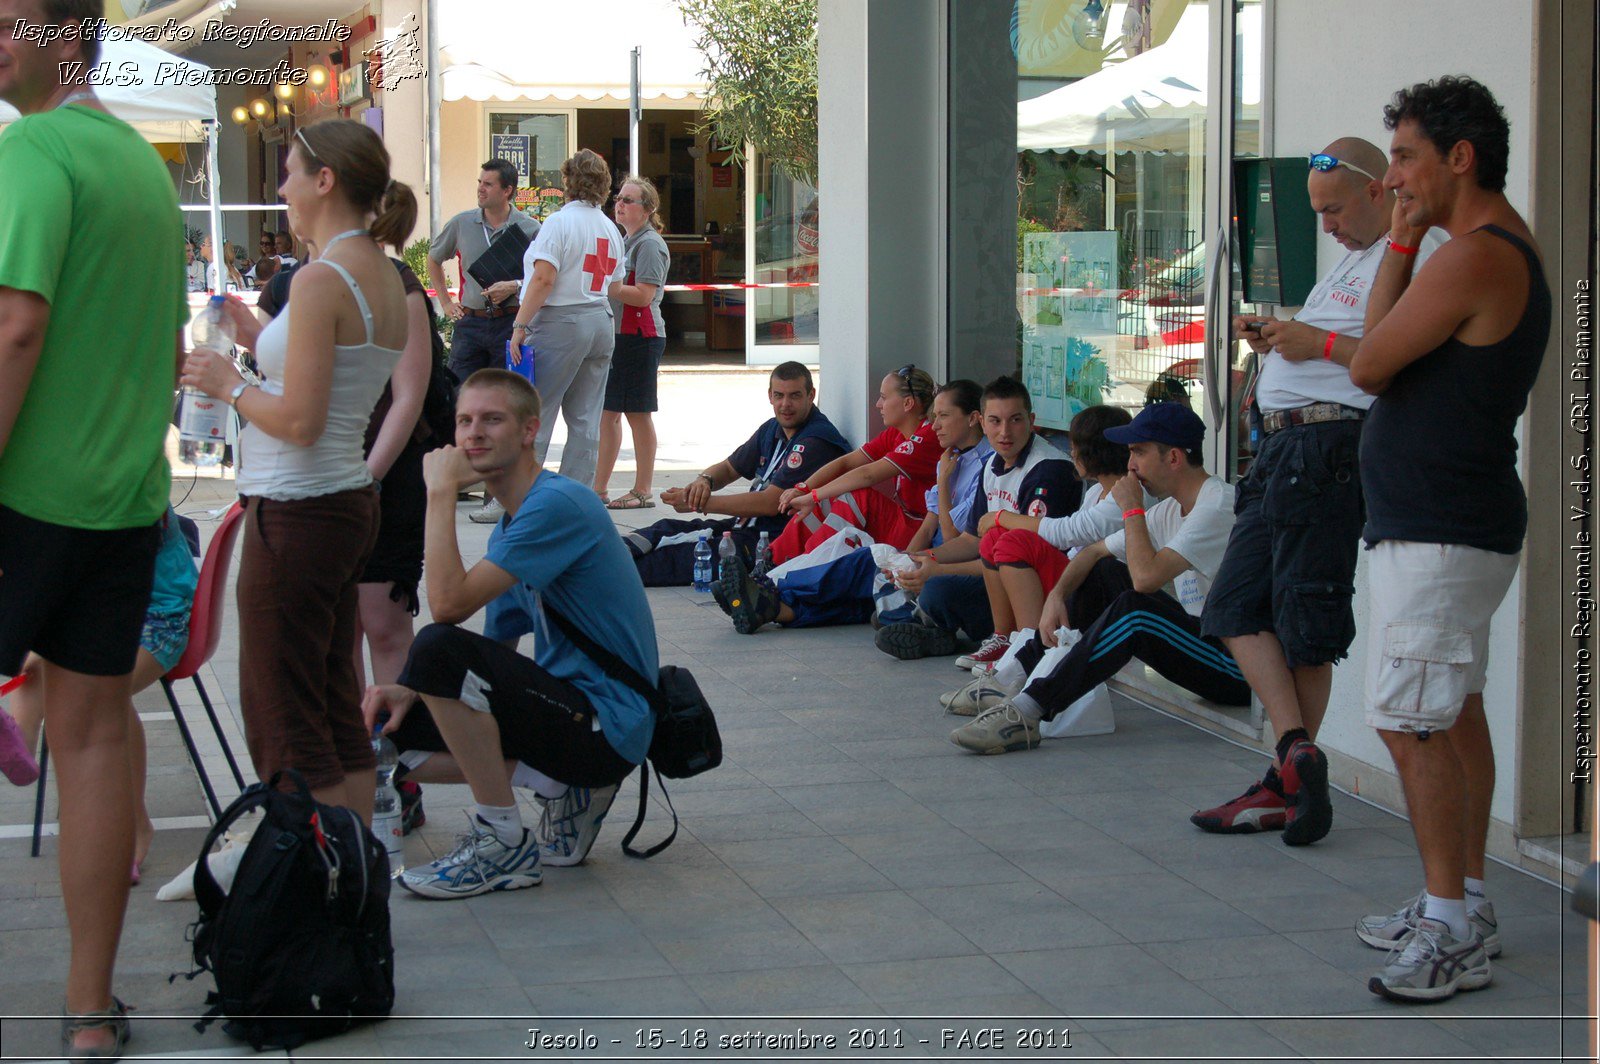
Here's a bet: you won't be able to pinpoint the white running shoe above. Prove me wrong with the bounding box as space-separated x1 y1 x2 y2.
536 783 621 867
399 814 542 899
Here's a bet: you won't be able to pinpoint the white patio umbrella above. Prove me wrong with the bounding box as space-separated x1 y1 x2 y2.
0 35 216 141
1 37 228 293
1017 4 1260 154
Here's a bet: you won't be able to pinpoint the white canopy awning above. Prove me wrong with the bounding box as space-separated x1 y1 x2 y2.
0 36 216 142
439 0 707 103
1017 4 1260 154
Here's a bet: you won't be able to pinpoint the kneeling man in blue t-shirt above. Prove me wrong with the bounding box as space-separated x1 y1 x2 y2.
363 369 658 899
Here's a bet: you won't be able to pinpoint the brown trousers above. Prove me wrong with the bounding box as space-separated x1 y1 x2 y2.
237 487 380 789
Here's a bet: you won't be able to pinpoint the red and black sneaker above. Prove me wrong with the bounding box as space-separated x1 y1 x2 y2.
1190 777 1289 834
398 780 425 835
1281 739 1333 846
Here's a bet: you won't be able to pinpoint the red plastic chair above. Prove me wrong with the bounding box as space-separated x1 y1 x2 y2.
31 503 249 854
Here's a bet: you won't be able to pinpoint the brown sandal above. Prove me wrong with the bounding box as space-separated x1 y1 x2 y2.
61 996 131 1061
605 489 655 510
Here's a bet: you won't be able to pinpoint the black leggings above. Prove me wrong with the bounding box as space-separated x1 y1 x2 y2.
1018 557 1250 718
394 624 635 788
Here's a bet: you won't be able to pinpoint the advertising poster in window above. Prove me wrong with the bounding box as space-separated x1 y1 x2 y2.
491 134 532 186
1020 231 1115 430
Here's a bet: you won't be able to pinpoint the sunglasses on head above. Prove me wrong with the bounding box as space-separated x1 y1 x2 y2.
1308 153 1378 182
294 128 322 167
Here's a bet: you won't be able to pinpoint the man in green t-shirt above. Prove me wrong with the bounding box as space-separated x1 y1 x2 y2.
0 0 186 1055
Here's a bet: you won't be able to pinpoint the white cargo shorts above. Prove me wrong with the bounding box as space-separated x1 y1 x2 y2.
1363 540 1519 733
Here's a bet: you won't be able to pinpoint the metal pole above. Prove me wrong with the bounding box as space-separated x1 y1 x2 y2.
629 46 641 177
205 118 225 292
426 0 442 234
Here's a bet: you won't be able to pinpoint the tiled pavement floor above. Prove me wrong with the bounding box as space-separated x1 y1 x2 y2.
1 472 1592 1062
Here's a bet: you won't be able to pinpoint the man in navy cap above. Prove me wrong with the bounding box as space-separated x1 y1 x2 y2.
949 403 1247 754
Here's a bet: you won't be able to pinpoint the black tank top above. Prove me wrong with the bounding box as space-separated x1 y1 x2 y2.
1360 224 1552 553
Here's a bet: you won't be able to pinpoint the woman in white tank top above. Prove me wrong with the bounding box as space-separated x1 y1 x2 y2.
181 119 416 820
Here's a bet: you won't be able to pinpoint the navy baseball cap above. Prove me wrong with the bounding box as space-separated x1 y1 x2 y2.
1103 402 1206 453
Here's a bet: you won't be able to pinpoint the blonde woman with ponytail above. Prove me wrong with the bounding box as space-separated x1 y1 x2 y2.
181 118 417 817
595 175 671 508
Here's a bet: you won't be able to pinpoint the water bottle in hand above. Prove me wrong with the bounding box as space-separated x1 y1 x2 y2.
180 295 231 467
371 727 405 878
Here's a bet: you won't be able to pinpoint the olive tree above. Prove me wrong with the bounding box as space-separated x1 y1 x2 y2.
678 0 818 186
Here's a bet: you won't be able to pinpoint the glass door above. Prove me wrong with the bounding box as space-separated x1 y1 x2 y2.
1208 0 1263 478
486 109 574 222
744 152 820 366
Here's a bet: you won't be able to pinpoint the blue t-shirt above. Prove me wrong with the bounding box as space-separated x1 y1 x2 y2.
725 407 851 534
484 471 658 763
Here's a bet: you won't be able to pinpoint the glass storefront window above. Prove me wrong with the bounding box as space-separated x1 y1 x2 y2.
1014 0 1211 429
488 111 570 220
951 1 1261 448
748 153 820 352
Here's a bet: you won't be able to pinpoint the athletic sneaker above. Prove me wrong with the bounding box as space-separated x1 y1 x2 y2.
0 706 40 787
536 783 621 867
1355 890 1502 957
949 701 1041 754
875 622 959 661
1189 779 1288 834
1367 916 1492 1002
954 633 1010 671
940 673 1015 716
718 557 780 634
468 497 506 525
1280 738 1333 846
399 814 542 899
398 780 425 835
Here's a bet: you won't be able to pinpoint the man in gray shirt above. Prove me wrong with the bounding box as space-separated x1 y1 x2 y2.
427 159 541 383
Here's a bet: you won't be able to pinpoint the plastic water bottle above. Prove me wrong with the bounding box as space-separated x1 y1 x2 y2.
179 295 231 467
691 531 713 592
718 530 738 569
371 728 404 878
751 531 772 579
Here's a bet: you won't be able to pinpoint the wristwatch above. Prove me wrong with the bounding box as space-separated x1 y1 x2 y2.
228 380 252 406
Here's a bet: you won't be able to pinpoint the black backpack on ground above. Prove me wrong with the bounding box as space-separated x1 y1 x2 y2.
544 606 722 858
181 770 395 1051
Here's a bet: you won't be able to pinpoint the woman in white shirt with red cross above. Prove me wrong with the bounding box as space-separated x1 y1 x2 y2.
507 149 626 492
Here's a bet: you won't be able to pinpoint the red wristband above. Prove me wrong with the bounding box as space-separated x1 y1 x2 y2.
1322 331 1338 360
1387 238 1420 255
1122 508 1145 520
809 489 820 506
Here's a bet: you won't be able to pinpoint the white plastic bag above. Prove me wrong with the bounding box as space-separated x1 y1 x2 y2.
155 814 257 902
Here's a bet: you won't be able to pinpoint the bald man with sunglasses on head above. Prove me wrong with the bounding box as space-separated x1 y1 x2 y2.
1192 138 1442 846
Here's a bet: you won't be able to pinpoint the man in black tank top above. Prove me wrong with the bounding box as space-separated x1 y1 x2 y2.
1346 77 1552 1004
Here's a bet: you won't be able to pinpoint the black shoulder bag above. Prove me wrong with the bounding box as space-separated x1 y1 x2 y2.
542 606 722 858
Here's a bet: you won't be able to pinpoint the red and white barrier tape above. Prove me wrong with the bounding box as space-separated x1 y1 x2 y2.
665 281 818 292
417 280 819 302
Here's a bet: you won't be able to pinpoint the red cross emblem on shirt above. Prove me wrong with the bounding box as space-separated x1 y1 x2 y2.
582 237 617 293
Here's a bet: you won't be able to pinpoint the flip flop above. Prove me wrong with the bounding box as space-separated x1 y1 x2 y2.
605 490 655 510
